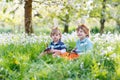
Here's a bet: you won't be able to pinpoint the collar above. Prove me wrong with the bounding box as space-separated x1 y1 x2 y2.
51 40 61 45
79 37 88 43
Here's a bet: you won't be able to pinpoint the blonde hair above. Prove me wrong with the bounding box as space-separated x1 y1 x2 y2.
50 27 62 38
76 24 90 37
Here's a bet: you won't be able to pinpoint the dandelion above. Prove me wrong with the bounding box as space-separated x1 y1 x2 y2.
14 60 20 65
0 32 120 48
110 53 117 58
0 67 4 71
101 50 107 55
80 62 84 69
107 46 114 52
98 62 100 66
106 57 110 60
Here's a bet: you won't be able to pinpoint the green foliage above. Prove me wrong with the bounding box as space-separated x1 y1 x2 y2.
0 0 120 79
0 33 120 80
3 7 7 13
0 0 120 34
6 0 13 2
91 26 100 33
90 8 101 18
90 26 119 34
0 27 13 33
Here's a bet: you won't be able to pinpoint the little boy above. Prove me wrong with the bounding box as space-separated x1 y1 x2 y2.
60 24 93 60
39 27 66 57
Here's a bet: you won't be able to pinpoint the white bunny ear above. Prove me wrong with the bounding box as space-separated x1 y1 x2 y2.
76 18 81 26
53 18 58 27
76 18 85 27
49 26 53 30
80 17 86 24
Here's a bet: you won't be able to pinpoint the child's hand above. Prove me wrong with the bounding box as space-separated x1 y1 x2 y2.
71 48 77 53
52 53 61 57
50 49 55 53
44 48 50 52
51 49 61 53
50 49 61 55
50 49 57 53
52 53 57 57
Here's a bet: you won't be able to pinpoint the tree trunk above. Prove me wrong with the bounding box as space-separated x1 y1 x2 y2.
100 18 105 34
64 14 69 33
116 20 120 32
24 0 33 35
100 0 106 35
64 23 69 33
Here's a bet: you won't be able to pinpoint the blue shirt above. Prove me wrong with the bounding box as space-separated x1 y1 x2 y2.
46 40 66 51
75 37 93 54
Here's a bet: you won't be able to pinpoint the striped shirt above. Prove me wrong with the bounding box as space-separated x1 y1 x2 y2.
45 40 66 53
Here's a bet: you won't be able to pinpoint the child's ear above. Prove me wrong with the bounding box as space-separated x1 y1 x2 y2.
59 33 62 38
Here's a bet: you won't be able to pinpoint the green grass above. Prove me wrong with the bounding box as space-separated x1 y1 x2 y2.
0 33 120 80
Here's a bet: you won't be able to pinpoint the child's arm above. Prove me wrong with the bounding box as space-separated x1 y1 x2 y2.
50 49 61 54
44 48 51 53
39 44 51 57
51 49 66 54
39 48 51 57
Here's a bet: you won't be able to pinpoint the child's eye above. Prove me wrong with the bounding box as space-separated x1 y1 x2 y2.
56 34 59 36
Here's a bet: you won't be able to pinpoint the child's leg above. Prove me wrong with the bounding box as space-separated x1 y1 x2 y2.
60 52 70 57
53 52 79 60
52 52 62 57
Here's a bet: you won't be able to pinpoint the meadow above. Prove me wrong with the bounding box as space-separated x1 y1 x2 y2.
0 32 120 80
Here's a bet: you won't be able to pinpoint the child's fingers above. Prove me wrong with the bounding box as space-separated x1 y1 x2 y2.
52 53 57 57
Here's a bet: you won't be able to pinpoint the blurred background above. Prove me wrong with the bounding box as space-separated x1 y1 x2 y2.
0 0 120 35
0 1 120 80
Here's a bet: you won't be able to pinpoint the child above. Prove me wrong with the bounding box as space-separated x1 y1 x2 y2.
39 27 67 57
72 24 93 53
60 24 93 60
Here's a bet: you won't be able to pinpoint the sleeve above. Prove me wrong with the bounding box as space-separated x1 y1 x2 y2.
61 49 66 53
60 42 67 50
60 42 67 53
85 41 93 51
73 41 79 53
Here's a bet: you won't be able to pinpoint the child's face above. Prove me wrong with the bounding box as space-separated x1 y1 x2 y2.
77 29 87 40
51 34 61 42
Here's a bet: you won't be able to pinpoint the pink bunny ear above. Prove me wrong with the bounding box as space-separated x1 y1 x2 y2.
52 26 58 30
